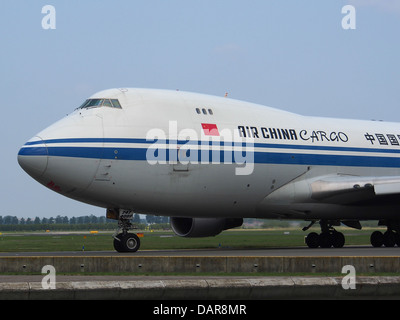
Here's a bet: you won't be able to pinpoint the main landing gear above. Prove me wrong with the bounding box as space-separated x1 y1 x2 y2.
304 220 345 249
304 219 400 249
109 209 141 253
370 220 400 248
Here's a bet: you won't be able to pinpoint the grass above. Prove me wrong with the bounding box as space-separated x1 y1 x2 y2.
0 228 376 252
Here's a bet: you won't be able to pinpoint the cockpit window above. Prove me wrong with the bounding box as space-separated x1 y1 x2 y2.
102 99 113 108
111 99 122 109
78 99 122 110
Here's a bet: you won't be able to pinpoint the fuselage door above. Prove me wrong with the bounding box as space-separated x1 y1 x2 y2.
93 113 113 181
173 146 189 172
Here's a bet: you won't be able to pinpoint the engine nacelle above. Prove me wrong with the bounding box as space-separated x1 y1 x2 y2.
171 217 243 238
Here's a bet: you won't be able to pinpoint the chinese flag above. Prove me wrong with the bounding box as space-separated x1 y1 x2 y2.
202 123 220 136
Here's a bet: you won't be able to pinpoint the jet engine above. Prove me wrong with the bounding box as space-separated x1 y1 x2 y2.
171 217 243 238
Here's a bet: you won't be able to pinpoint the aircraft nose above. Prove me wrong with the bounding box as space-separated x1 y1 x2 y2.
18 136 49 179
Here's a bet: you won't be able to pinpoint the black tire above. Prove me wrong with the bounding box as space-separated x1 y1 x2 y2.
306 232 319 248
395 233 400 247
383 231 396 248
370 231 384 248
319 232 332 248
332 232 345 248
121 233 141 253
113 233 141 253
113 234 124 252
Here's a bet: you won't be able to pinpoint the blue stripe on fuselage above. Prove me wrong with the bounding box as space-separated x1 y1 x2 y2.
18 147 47 156
24 137 400 155
20 138 400 168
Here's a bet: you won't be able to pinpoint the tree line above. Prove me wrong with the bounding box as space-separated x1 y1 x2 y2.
0 214 170 232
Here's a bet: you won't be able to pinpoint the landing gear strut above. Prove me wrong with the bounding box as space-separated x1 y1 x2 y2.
110 209 141 253
304 220 345 249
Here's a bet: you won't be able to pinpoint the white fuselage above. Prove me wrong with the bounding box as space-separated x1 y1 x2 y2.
18 88 400 222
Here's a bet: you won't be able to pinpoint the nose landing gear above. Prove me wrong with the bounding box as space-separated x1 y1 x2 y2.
108 209 141 253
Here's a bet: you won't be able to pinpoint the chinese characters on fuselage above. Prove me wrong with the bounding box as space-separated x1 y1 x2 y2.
365 133 400 146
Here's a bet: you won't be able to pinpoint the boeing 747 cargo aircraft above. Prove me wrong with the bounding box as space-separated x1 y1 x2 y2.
18 88 400 252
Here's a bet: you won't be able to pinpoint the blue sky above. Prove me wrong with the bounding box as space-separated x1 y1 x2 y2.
2 1 400 218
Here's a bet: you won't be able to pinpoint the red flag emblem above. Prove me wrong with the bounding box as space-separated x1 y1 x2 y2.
201 123 220 136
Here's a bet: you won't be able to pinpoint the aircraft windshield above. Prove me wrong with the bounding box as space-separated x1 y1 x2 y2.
78 99 122 109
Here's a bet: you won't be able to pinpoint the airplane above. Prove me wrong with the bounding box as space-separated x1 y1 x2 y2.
18 88 400 252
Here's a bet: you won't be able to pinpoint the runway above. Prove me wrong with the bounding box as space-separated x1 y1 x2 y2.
1 245 400 257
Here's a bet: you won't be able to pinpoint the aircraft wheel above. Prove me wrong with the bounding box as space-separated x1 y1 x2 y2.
332 232 345 248
113 234 124 252
319 232 333 248
383 231 396 248
306 232 319 248
113 233 141 253
370 231 384 248
395 233 400 247
121 233 141 252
